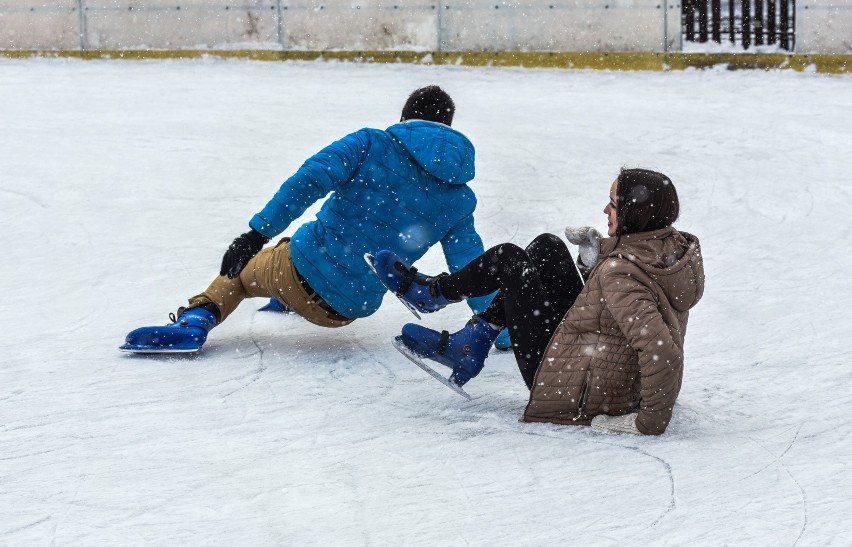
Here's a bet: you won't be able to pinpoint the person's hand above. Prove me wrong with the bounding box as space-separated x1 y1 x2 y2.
220 229 269 279
590 413 642 435
564 226 602 269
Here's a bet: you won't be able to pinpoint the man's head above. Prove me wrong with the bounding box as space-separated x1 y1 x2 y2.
401 86 455 126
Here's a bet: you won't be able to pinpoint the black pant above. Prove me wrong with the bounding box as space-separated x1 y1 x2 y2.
439 233 584 389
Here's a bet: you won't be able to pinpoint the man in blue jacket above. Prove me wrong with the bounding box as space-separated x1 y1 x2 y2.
122 86 491 353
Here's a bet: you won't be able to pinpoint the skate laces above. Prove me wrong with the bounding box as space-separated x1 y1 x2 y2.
169 306 188 324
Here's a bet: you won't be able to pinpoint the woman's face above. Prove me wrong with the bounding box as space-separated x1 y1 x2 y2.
604 178 618 236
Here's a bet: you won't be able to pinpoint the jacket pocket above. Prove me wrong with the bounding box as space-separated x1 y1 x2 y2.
575 369 592 420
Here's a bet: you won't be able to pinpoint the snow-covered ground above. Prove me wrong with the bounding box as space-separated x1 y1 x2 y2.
1 58 850 545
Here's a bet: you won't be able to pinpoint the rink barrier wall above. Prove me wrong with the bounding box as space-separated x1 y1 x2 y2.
1 1 851 54
1 49 850 73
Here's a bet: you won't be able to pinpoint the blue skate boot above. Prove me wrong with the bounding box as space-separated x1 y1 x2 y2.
258 298 293 313
120 304 219 354
396 316 501 390
365 250 453 318
494 328 512 351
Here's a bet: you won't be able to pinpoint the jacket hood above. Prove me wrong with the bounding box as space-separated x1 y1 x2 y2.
386 121 475 184
600 227 705 312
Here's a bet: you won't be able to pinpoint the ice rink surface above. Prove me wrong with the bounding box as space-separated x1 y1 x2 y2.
1 58 851 545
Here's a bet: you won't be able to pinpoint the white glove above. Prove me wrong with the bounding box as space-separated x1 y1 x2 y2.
590 413 642 435
564 226 602 270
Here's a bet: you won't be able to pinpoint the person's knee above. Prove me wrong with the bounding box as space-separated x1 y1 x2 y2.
528 232 565 253
527 233 568 262
492 243 527 262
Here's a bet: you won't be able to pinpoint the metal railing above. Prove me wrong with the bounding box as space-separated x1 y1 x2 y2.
682 0 796 50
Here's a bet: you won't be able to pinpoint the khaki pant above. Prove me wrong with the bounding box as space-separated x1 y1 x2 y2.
189 239 354 328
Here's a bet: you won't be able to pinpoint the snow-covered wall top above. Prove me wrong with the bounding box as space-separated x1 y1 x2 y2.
0 0 849 54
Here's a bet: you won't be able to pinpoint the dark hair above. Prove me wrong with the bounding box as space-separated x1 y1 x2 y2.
615 168 680 235
401 86 455 126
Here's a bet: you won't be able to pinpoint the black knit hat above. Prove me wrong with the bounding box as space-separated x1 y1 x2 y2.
401 86 455 126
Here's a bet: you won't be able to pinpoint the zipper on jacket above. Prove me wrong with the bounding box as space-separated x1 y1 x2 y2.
575 369 592 420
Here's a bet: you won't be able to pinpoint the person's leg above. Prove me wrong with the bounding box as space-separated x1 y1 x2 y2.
123 240 322 352
437 243 527 301
439 234 583 389
124 247 271 351
402 244 557 388
486 252 567 389
189 245 282 322
439 234 581 302
525 233 584 313
191 239 352 328
462 233 583 327
499 235 583 388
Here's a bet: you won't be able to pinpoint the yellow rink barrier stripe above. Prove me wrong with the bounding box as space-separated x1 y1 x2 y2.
1 50 849 74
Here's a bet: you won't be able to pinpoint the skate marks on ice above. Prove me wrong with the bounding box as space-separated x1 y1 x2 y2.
238 310 400 405
0 185 48 210
383 407 679 541
518 423 677 529
406 380 678 531
218 309 272 400
390 362 677 533
408 391 811 543
4 516 51 537
325 336 400 404
742 423 809 545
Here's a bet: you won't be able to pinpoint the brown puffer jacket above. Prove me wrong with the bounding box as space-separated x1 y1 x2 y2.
521 227 704 435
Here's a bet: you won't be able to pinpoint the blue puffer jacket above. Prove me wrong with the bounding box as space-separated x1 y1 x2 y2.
249 120 490 319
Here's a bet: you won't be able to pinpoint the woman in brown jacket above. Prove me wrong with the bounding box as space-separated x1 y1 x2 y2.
371 168 704 435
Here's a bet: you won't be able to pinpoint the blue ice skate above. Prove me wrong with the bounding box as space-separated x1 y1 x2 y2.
365 250 451 319
120 306 219 354
494 328 512 351
395 316 500 392
258 298 293 313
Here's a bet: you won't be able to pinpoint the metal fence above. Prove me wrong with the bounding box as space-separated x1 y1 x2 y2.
682 0 797 50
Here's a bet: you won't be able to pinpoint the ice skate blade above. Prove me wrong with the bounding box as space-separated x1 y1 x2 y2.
119 345 200 354
364 253 422 320
392 337 472 400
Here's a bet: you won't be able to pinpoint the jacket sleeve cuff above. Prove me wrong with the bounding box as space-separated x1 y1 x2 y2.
249 217 278 240
635 413 667 436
